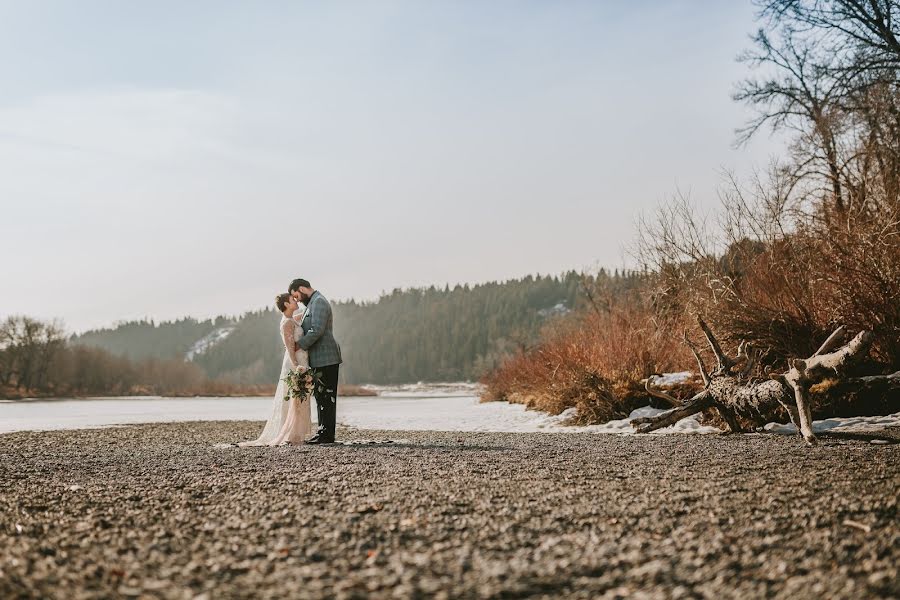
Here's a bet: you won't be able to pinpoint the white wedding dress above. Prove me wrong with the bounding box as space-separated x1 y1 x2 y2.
239 311 313 446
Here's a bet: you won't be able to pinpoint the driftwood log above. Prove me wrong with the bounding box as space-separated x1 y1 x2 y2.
633 319 900 445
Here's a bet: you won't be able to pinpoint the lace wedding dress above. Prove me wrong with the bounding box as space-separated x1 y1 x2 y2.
239 311 313 446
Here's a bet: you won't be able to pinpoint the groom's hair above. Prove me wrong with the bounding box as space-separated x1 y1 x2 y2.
289 278 311 292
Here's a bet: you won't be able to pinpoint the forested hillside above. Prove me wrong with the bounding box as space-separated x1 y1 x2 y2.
75 317 233 361
71 272 642 385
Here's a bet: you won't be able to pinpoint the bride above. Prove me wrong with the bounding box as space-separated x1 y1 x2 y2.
239 293 313 446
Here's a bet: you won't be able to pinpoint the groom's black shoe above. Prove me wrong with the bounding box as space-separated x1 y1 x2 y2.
306 433 335 445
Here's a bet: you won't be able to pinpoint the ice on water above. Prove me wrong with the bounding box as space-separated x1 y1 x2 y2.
2 379 898 436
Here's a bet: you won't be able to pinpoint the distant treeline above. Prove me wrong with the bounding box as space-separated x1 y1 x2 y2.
74 317 233 361
0 316 270 399
69 271 646 387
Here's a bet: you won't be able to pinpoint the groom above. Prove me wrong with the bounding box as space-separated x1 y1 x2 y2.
289 278 342 444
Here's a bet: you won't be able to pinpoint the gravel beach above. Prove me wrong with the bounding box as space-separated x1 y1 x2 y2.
1 422 897 599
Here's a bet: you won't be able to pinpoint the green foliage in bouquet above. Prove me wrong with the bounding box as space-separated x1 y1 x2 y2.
281 368 325 402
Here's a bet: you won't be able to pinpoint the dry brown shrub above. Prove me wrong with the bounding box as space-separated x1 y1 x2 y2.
3 340 283 399
639 170 900 375
707 210 900 371
481 292 693 424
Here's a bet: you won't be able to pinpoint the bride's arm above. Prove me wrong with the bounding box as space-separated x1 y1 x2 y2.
281 320 301 369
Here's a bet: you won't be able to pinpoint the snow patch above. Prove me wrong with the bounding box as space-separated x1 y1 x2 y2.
334 397 721 435
764 412 900 435
538 302 570 318
647 371 693 386
186 327 234 360
337 393 898 437
515 406 721 435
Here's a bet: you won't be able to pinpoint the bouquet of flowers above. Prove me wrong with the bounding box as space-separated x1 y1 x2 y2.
281 367 324 402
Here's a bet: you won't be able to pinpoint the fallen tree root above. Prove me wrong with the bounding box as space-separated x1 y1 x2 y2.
634 321 897 445
632 392 713 432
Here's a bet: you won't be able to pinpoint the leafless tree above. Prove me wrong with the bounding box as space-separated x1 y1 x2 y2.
760 1 900 70
736 1 900 211
0 316 66 391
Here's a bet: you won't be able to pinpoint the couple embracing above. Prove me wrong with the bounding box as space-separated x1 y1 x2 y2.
240 278 342 447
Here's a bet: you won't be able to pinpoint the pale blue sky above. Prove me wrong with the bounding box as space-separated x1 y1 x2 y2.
0 1 780 331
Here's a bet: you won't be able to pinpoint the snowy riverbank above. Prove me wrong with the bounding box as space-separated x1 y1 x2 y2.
2 384 899 438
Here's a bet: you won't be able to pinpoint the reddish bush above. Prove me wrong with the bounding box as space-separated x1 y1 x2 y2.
482 294 694 424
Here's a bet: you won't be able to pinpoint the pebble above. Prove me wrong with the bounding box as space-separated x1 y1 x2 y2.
0 421 897 599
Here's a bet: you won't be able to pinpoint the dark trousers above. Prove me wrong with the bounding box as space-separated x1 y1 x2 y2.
313 364 340 439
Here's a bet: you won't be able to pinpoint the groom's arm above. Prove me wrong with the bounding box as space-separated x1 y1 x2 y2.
298 299 329 351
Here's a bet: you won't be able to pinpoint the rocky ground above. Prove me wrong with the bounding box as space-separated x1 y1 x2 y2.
0 422 897 599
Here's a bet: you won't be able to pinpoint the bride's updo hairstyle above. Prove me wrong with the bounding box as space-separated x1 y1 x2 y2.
275 293 292 313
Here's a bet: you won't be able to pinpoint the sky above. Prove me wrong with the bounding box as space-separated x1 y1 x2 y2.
0 1 782 332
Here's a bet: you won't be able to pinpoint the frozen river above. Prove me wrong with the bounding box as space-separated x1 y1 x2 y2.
2 383 897 436
0 384 567 434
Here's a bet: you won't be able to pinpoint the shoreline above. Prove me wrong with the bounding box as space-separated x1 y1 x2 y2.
1 422 898 598
3 404 900 439
1 395 276 403
1 384 380 402
1 383 477 402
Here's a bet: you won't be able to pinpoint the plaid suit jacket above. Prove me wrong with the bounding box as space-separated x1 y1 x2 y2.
298 291 343 368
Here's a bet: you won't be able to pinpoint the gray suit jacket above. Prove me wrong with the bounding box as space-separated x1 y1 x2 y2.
298 291 342 368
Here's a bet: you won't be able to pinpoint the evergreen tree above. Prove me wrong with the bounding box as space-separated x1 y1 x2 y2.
74 271 643 384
